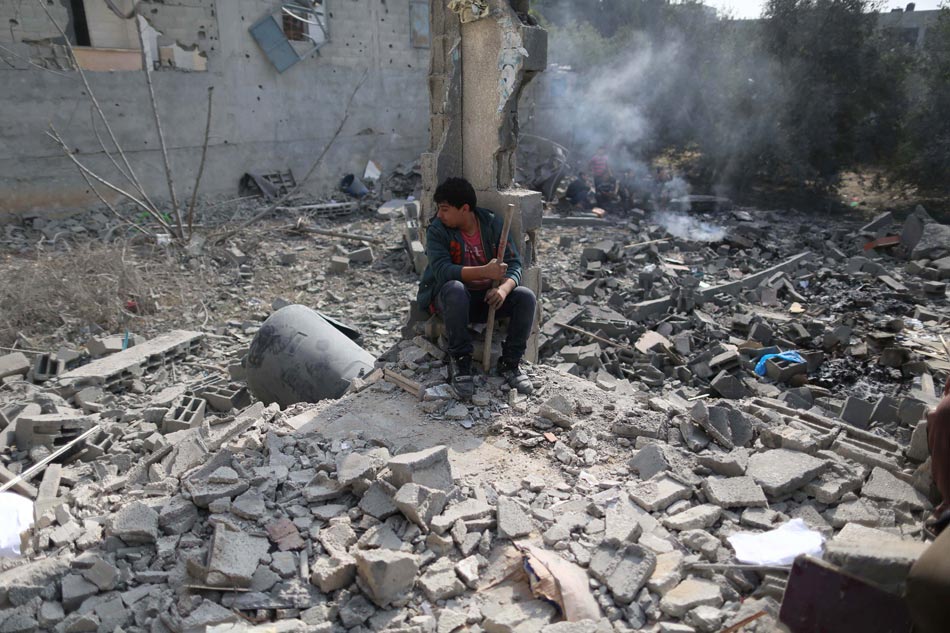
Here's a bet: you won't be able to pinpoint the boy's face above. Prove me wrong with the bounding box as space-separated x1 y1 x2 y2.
436 202 469 229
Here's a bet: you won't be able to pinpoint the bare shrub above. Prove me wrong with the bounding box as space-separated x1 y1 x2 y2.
0 242 167 346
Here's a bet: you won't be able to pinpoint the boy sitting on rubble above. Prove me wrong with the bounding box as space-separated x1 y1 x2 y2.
416 177 536 400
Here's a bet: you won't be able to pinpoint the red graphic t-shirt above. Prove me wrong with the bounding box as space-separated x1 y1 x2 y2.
461 226 491 290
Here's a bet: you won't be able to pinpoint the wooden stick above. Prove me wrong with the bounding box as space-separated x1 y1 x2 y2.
0 425 99 495
940 334 950 362
483 204 515 372
553 321 634 352
382 368 421 398
720 611 768 633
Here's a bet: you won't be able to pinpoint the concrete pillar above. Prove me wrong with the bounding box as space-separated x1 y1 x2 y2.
421 1 546 361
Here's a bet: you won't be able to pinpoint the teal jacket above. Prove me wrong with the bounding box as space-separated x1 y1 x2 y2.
417 206 523 310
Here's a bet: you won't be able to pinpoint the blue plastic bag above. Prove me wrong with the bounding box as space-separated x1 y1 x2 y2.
755 350 806 376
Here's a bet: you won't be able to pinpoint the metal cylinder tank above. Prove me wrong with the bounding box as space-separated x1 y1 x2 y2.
245 305 376 407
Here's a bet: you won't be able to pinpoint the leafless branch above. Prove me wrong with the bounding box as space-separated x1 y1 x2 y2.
32 0 161 216
47 126 174 233
136 17 184 239
187 86 214 237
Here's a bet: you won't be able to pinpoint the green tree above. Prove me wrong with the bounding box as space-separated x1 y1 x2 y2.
896 6 950 188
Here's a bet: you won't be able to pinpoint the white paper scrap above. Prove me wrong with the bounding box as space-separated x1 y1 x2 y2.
727 518 824 566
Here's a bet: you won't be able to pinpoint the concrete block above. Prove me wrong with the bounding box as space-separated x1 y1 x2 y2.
329 256 349 273
354 549 419 607
839 396 874 428
0 352 30 379
310 554 357 593
206 524 269 589
162 395 205 433
908 420 929 463
388 445 453 491
348 246 375 263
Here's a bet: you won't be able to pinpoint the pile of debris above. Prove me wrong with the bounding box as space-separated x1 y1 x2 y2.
0 200 946 633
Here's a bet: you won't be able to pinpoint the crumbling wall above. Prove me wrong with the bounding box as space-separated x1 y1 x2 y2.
0 0 429 217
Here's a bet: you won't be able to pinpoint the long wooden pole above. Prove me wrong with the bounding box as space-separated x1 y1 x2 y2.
483 204 515 372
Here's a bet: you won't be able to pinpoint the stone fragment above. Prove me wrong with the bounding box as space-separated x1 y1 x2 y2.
180 600 239 633
419 558 465 601
862 466 931 511
388 446 453 491
318 520 358 556
158 497 198 535
628 474 692 512
697 449 749 476
394 483 447 529
231 490 266 520
603 495 644 546
588 544 657 605
310 554 357 593
497 496 534 540
360 481 399 519
662 504 722 531
266 517 306 551
61 573 99 611
206 524 269 588
0 352 30 379
824 499 881 528
685 605 724 633
455 555 480 588
629 443 669 480
647 550 684 595
82 557 118 591
659 578 723 618
824 523 928 591
540 394 574 428
107 501 158 544
701 476 767 508
354 549 419 607
746 449 827 497
430 499 493 535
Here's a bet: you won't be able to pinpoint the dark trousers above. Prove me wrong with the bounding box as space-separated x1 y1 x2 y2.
435 280 536 361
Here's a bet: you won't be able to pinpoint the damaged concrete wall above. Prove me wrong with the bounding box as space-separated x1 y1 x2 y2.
0 0 429 217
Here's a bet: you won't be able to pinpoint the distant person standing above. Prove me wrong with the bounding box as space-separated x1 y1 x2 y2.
588 146 612 187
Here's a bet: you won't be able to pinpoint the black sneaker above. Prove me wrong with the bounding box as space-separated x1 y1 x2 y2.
450 354 475 400
498 357 534 395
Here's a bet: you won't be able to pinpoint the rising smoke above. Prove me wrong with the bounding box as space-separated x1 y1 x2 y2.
521 3 791 194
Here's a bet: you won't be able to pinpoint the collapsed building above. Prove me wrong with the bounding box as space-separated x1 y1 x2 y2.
1 1 950 633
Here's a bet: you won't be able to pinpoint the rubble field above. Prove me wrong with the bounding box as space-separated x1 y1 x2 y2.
0 200 948 633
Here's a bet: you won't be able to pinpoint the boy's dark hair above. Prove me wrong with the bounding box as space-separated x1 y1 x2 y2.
433 177 477 212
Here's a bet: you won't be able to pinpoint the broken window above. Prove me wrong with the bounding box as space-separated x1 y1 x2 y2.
250 2 329 73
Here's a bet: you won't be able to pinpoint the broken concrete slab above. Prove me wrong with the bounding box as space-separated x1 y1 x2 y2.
388 445 453 491
746 449 828 497
589 544 657 605
824 523 927 592
628 474 693 512
701 476 768 508
205 524 270 589
861 466 932 512
659 577 723 618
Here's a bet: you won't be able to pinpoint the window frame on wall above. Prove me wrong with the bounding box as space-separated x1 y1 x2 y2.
250 1 330 73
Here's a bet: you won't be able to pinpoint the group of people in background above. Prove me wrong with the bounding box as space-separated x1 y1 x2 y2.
562 145 677 214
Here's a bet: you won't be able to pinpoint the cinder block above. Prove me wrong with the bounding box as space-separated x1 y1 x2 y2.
163 396 205 433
